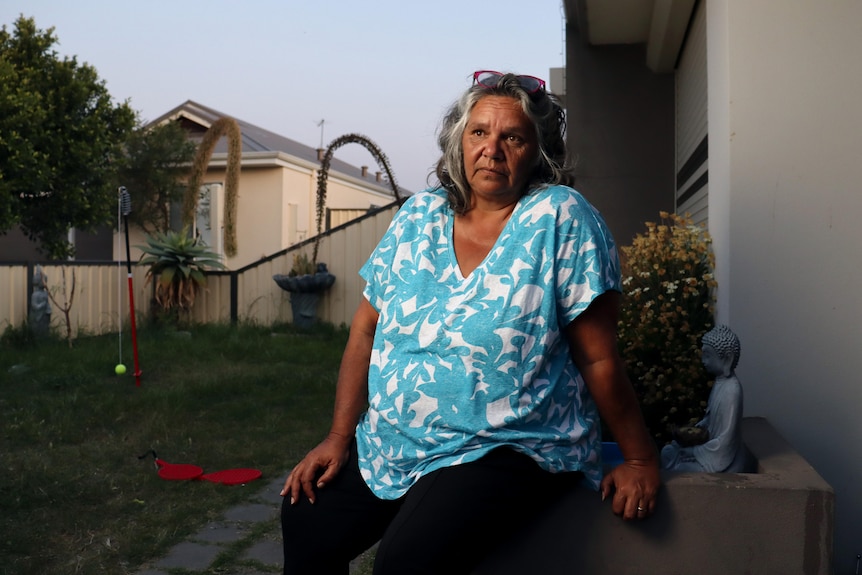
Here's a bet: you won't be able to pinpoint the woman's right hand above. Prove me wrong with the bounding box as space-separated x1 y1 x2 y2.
280 432 352 505
280 300 377 504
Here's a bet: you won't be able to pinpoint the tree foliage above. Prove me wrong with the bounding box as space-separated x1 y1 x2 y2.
117 121 197 234
0 16 136 258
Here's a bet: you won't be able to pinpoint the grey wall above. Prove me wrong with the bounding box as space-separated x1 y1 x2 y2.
0 225 113 262
0 227 44 262
564 31 675 247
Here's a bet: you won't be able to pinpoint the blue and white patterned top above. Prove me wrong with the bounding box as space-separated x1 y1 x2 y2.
356 185 620 499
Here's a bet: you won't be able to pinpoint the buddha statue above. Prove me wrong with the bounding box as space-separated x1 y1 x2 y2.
29 266 52 337
661 325 748 472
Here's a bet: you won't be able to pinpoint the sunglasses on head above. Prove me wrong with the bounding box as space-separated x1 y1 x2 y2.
472 70 546 94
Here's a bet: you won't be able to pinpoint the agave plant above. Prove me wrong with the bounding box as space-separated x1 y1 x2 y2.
138 227 226 313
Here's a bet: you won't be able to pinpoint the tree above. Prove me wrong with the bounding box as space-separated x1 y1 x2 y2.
116 121 197 234
0 16 136 258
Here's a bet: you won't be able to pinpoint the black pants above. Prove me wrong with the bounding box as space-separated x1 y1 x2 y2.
281 440 581 575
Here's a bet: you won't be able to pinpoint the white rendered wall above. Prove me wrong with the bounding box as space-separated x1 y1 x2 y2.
708 1 862 568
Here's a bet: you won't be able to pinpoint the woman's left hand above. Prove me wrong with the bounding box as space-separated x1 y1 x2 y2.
565 293 662 521
600 458 661 520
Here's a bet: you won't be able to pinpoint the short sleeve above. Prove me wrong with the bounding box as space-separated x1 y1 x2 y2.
554 191 621 327
359 191 448 311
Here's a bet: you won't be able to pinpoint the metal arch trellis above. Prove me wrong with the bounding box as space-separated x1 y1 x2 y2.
313 133 402 264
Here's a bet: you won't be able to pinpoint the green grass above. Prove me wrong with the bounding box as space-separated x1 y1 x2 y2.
0 321 348 575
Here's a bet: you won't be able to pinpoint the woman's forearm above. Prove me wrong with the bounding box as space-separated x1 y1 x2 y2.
328 298 378 438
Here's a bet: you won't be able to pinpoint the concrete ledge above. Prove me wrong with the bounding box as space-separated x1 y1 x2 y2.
474 417 833 575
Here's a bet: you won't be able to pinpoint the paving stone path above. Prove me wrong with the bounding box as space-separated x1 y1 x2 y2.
133 474 370 574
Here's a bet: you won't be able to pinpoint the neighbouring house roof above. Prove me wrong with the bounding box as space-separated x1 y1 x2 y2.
149 100 410 197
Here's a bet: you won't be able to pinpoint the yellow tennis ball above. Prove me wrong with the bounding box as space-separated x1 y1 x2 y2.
115 364 127 375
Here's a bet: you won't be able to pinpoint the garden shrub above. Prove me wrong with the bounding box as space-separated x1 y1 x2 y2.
616 211 717 446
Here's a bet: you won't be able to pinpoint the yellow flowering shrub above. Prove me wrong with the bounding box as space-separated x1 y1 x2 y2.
616 212 717 445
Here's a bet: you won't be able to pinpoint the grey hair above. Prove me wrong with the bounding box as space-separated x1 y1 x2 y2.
702 325 741 371
433 73 575 214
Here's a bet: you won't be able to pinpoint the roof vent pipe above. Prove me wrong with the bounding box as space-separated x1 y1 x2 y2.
361 166 368 177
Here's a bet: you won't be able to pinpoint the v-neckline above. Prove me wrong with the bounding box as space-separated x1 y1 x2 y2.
448 200 521 281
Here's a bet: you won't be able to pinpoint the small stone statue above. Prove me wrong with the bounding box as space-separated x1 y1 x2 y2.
29 265 52 337
661 325 748 472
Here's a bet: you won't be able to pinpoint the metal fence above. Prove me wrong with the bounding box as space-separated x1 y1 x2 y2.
1 202 398 337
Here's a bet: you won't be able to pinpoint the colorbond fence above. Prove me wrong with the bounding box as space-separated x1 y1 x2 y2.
0 202 398 337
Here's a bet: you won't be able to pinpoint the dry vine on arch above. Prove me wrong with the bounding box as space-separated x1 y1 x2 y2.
314 133 401 264
183 117 242 257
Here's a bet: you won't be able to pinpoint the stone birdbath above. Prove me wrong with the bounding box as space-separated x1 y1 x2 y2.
273 262 335 329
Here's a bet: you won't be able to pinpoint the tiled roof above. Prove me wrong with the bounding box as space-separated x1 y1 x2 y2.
149 100 410 197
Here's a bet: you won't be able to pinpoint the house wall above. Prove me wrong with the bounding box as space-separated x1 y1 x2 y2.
564 29 675 246
323 174 394 214
1 225 115 262
214 162 393 269
707 1 862 569
222 166 291 266
110 158 396 270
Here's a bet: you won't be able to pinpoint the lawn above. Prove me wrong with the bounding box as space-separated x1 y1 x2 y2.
0 321 348 575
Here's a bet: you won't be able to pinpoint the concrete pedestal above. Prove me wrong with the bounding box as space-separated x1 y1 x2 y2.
474 417 833 575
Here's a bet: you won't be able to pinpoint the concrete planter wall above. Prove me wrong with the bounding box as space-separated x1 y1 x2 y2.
474 417 833 575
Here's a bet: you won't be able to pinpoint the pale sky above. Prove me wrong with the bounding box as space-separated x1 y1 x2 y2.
2 0 566 194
